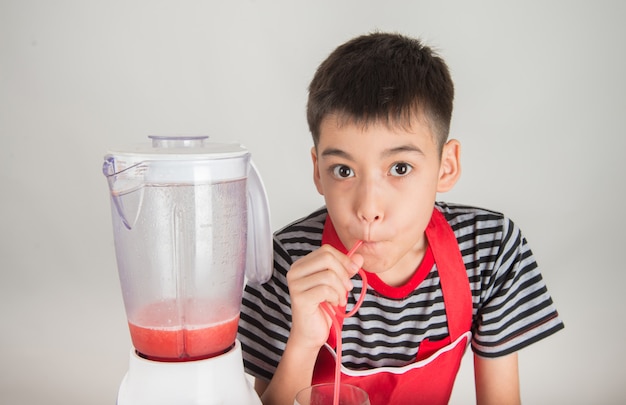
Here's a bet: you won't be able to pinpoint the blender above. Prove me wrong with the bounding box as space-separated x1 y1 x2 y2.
103 136 272 404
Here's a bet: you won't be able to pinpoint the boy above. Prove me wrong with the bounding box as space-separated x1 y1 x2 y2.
237 32 563 405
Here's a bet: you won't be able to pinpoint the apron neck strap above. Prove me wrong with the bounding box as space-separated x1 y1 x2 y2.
425 208 473 337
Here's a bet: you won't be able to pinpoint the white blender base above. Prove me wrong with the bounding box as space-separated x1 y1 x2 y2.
117 340 262 405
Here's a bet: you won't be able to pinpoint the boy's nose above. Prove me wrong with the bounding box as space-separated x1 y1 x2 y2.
356 179 384 224
359 212 381 223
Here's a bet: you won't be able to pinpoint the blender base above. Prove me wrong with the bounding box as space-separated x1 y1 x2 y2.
117 340 262 405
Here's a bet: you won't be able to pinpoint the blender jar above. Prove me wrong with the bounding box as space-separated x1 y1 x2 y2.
103 136 272 361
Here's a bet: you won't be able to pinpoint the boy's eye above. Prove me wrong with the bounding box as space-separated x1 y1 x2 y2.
390 162 412 177
332 165 355 178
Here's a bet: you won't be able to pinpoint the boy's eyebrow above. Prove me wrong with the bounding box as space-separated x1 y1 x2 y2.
382 144 425 157
320 148 353 159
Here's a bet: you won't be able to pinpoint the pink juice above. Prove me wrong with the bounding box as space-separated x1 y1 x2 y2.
127 300 240 361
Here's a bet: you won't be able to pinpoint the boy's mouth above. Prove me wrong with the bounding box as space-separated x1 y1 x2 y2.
358 240 380 252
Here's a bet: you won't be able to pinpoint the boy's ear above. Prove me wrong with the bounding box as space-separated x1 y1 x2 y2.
437 139 461 193
311 147 325 195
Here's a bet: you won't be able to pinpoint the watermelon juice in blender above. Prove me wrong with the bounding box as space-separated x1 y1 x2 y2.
103 136 272 404
126 298 240 361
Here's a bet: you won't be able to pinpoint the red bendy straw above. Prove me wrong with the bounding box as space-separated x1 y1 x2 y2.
346 240 363 258
321 240 367 405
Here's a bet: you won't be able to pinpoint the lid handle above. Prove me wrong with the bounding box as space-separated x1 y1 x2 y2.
148 135 209 149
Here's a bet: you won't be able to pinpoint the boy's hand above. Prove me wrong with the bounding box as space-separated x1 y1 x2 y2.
286 244 364 350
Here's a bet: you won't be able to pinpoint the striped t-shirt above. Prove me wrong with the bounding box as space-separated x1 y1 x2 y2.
238 202 564 381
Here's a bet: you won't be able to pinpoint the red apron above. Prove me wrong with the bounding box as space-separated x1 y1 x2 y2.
312 208 473 405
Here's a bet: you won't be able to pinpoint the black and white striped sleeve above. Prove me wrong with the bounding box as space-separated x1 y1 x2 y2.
469 215 564 358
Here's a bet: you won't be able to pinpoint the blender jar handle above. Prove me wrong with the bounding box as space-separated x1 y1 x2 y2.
246 161 273 284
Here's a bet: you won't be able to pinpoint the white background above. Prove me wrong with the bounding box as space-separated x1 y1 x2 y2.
1 1 625 404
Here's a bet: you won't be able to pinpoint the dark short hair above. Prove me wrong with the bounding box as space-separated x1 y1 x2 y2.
307 32 454 151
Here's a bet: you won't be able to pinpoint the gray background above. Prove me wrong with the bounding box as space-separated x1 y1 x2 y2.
1 1 624 404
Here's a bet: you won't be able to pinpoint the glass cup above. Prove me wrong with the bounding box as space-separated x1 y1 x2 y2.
294 383 370 405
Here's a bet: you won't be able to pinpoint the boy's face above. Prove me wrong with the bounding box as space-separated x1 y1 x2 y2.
312 115 460 285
